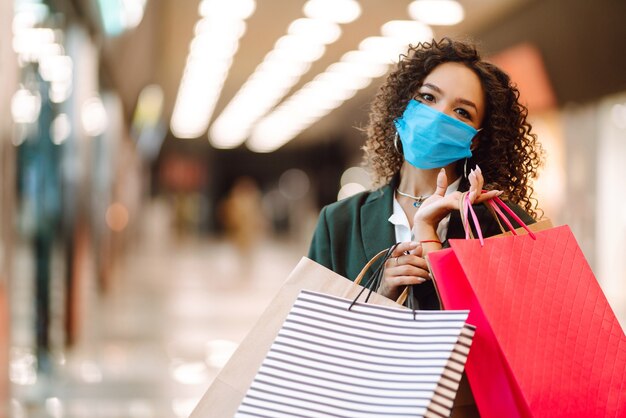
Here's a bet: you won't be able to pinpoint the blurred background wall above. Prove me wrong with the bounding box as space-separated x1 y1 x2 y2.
1 0 625 416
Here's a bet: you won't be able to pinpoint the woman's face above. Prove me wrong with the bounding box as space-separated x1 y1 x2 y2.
413 62 485 130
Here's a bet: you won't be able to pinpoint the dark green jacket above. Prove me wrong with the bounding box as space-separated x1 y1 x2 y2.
308 180 534 309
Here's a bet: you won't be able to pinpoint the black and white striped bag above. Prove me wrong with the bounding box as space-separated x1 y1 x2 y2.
236 289 475 418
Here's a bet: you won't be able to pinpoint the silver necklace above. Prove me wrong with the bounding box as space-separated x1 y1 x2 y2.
396 189 431 208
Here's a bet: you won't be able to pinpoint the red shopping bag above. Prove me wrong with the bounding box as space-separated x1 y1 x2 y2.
428 196 626 418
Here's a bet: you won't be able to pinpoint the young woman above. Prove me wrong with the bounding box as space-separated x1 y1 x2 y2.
308 38 542 309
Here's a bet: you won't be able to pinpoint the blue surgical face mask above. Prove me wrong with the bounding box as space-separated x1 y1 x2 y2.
394 99 479 170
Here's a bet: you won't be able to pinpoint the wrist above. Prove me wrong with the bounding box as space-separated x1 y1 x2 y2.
413 221 438 241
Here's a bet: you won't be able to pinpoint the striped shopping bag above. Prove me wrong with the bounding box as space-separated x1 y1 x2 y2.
236 289 475 418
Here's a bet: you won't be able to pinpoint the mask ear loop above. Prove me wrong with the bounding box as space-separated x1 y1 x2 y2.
464 128 483 179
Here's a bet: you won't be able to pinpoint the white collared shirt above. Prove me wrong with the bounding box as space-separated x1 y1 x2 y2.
388 176 462 243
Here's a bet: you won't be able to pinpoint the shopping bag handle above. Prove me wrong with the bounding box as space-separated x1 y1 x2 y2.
460 192 485 245
486 194 536 239
459 192 515 240
350 244 416 315
354 248 390 287
350 244 397 308
459 191 536 246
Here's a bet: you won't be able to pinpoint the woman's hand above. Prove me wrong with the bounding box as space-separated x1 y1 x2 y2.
412 165 501 240
378 241 431 301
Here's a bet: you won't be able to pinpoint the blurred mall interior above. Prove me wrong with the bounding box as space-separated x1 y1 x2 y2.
1 0 625 416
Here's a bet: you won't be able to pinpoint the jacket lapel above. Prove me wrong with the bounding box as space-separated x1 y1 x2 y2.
360 184 396 261
358 175 471 254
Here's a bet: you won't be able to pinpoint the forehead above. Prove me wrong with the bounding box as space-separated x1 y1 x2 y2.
421 62 485 105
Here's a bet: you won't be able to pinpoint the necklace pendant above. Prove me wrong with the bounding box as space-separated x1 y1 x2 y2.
396 188 430 208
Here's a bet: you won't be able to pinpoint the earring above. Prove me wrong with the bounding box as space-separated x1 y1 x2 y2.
463 158 469 179
394 132 402 154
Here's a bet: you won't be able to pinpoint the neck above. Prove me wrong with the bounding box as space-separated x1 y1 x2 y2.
397 162 459 196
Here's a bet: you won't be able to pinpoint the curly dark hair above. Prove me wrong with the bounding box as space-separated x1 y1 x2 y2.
363 38 543 218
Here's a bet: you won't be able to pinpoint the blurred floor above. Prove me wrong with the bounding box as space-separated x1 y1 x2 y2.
12 201 309 418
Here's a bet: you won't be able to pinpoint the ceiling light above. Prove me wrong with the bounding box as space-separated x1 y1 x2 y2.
199 0 255 20
381 20 433 44
193 18 246 38
248 27 417 152
209 14 346 148
170 0 255 138
328 60 389 79
190 36 239 58
288 18 341 44
193 18 246 39
257 59 311 78
358 36 408 64
303 0 361 24
359 36 407 54
314 71 371 91
408 0 465 26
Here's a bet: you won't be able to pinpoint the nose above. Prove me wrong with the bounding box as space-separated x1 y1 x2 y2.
432 101 455 118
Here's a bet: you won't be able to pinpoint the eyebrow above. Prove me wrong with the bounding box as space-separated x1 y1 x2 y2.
421 83 479 112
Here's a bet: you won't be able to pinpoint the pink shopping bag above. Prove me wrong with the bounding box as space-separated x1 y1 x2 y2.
428 195 626 418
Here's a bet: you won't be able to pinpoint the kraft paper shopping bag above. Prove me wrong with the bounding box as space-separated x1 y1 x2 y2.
191 253 477 417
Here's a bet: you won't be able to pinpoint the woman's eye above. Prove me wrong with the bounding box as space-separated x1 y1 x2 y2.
418 93 435 102
455 108 472 120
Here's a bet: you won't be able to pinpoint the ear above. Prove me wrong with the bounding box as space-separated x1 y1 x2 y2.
470 137 479 152
470 129 482 152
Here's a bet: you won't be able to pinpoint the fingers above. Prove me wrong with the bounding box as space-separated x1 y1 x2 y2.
390 241 418 257
394 253 429 270
434 168 448 197
467 165 506 204
385 242 430 273
386 252 430 280
468 165 484 202
468 165 508 204
378 274 428 299
409 243 423 257
387 269 431 286
379 238 435 298
474 189 503 204
386 242 418 271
